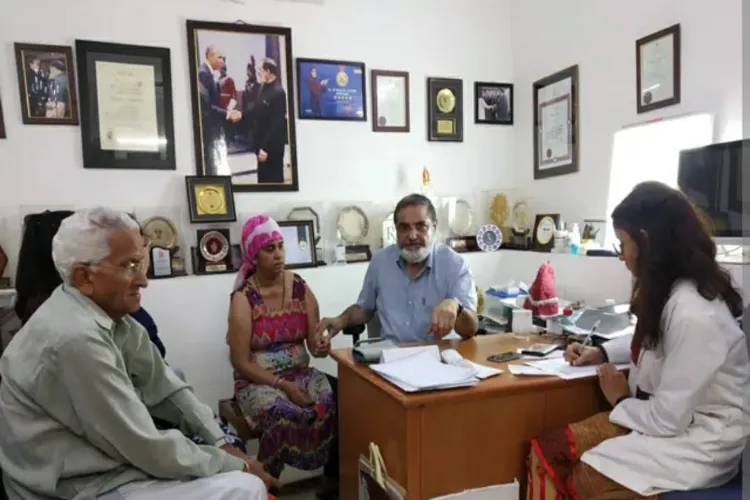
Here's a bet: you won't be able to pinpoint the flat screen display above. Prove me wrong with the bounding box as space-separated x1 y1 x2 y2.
677 139 749 237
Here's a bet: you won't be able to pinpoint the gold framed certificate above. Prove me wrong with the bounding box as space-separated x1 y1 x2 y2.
75 40 175 170
185 175 237 223
371 69 410 133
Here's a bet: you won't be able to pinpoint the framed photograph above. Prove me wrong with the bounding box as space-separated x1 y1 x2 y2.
371 69 409 132
75 40 176 170
474 82 513 125
185 175 237 223
427 77 463 142
636 24 681 114
187 20 298 192
277 220 317 269
0 95 6 139
14 43 79 125
297 58 366 122
533 65 579 180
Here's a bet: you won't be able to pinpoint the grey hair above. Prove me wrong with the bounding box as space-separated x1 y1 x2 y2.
52 207 140 283
393 193 437 224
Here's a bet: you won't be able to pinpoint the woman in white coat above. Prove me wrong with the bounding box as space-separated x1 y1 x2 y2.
527 181 749 499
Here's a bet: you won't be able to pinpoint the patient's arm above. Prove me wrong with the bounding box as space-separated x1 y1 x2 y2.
227 292 277 386
304 285 325 356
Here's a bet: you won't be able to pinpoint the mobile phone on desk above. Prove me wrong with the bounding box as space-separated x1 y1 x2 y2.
520 343 562 357
487 352 521 363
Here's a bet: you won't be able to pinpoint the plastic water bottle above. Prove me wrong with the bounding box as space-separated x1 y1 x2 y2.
568 223 581 255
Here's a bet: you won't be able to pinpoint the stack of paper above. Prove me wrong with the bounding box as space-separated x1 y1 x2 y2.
441 349 503 379
371 351 479 392
508 357 629 379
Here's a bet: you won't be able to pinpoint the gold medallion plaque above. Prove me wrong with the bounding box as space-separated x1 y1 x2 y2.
195 185 227 215
427 77 463 142
436 88 456 113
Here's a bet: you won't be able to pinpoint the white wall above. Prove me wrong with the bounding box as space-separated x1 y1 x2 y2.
509 0 744 223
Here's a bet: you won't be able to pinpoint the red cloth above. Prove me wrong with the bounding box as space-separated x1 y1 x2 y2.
524 261 559 316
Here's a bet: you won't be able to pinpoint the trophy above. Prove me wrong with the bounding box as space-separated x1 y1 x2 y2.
141 216 186 278
336 206 371 262
445 198 478 252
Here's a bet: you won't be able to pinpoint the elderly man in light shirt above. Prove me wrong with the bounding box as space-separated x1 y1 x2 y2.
0 208 277 499
316 193 479 343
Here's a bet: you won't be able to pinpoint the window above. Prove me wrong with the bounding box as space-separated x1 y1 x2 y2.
604 114 714 245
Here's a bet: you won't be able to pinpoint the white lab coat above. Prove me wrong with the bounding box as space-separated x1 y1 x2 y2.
581 280 749 496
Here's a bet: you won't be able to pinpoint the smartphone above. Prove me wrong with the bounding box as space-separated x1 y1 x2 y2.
487 351 521 363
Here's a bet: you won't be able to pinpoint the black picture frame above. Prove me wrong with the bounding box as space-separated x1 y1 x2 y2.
75 40 176 170
636 24 681 114
276 220 317 269
296 57 367 122
532 65 579 180
186 20 299 193
0 94 6 139
427 77 463 142
371 69 410 132
474 81 513 125
185 175 237 223
14 43 79 126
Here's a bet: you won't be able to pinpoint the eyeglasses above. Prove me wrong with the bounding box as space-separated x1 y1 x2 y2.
396 221 432 235
612 241 622 256
88 258 149 277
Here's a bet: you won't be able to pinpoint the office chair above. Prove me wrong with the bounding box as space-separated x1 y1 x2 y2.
342 314 381 344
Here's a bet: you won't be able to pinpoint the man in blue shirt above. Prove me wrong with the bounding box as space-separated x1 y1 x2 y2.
317 194 478 343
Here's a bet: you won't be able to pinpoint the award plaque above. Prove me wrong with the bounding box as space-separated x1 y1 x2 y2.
336 205 371 262
286 206 321 245
185 175 237 223
382 212 397 248
532 214 560 252
445 199 478 252
192 228 234 275
149 246 173 278
476 224 503 252
427 77 463 142
141 216 186 277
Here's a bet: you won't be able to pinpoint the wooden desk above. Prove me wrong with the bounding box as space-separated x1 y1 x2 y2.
332 335 609 499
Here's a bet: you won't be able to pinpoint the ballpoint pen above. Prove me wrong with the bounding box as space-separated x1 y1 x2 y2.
582 319 601 347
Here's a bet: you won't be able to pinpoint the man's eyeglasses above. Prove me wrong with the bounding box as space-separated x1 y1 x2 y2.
88 259 149 277
396 221 432 235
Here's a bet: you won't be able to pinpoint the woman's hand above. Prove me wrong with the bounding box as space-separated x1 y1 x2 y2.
280 381 314 407
564 342 605 366
597 363 630 406
221 445 281 490
309 331 331 358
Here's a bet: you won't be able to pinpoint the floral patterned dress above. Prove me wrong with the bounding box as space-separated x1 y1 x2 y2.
234 272 335 477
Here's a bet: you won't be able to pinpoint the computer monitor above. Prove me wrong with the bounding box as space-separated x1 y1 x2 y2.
677 139 749 242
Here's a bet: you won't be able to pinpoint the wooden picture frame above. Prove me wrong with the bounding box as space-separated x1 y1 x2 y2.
297 57 367 122
185 175 237 224
371 69 410 132
533 65 579 180
14 43 79 125
532 213 560 252
277 220 317 269
75 40 176 170
474 81 513 125
187 20 299 192
636 24 681 114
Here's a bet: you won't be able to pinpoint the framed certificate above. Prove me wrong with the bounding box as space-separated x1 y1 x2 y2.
371 69 410 132
636 24 681 114
75 40 176 170
533 65 579 180
297 58 367 121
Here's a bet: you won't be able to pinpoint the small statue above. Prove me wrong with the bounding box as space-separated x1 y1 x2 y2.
420 166 432 197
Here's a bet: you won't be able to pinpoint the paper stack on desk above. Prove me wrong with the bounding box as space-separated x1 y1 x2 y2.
371 350 479 392
508 357 629 380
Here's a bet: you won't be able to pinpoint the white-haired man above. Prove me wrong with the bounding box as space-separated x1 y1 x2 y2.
0 208 276 499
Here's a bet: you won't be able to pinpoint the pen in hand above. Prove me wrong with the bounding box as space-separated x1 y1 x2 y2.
581 319 601 347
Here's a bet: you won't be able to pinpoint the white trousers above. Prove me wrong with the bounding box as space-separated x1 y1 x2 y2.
99 471 267 500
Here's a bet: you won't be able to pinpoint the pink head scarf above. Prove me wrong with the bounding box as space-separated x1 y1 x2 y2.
232 214 283 291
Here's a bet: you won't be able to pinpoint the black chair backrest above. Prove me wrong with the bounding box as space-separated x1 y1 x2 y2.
14 210 73 324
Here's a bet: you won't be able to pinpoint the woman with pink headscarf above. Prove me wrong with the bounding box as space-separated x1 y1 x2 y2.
227 215 336 493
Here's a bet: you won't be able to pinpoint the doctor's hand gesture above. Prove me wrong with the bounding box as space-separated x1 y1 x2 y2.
564 342 605 366
428 298 459 338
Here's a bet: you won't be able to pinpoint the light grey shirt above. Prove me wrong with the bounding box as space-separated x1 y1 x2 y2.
0 285 244 500
356 243 478 343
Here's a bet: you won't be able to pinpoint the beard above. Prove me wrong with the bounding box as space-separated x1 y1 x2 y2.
399 242 434 264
